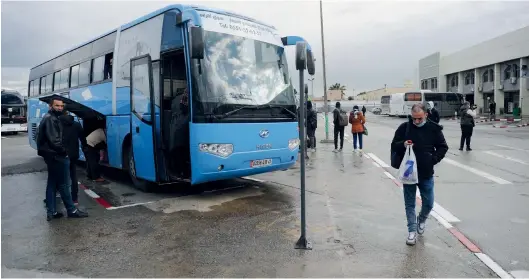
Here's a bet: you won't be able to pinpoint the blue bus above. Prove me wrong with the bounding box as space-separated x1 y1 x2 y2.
26 4 315 190
2 89 28 134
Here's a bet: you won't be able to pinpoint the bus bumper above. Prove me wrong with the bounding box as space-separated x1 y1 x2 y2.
1 124 27 133
190 148 299 184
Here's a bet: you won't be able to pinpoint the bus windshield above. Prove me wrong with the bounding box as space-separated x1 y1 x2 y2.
195 31 295 117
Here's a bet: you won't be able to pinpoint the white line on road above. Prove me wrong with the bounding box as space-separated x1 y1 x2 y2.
383 171 395 180
484 151 529 165
372 162 381 168
429 210 453 229
84 189 100 199
433 202 461 223
107 201 155 210
242 176 266 183
368 153 390 168
494 144 529 152
443 158 512 185
474 253 513 279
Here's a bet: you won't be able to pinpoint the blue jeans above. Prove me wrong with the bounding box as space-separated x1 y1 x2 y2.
353 132 363 149
44 156 76 215
403 176 434 232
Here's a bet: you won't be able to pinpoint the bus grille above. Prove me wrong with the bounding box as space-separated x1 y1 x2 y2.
31 123 37 140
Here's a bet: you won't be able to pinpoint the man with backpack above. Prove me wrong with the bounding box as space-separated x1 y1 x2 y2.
332 102 348 152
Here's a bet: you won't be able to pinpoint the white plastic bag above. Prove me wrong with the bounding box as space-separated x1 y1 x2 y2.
397 145 419 184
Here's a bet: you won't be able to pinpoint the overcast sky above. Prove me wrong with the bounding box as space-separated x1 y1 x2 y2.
2 0 529 97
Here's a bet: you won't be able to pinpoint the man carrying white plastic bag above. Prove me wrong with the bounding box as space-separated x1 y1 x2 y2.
398 145 418 184
391 103 448 246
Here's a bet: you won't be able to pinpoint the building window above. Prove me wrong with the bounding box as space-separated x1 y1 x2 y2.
504 65 512 80
465 74 471 85
483 70 489 82
512 64 519 78
451 75 458 87
471 72 475 84
489 69 494 82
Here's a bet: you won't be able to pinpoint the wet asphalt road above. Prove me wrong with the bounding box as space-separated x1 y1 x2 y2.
1 118 526 277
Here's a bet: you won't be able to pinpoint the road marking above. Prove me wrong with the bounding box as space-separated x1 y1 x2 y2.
368 153 390 168
363 153 371 159
484 151 529 165
1 137 7 139
448 227 482 253
383 171 394 179
429 210 453 229
494 144 529 152
84 189 100 199
443 158 512 184
107 201 155 210
372 162 381 168
475 253 513 279
242 176 265 183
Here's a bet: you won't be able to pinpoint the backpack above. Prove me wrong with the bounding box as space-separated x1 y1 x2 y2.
338 109 348 126
390 122 410 169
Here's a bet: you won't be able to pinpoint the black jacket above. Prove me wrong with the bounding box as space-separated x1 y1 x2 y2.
391 120 449 179
460 105 475 126
37 110 67 158
59 115 87 160
428 108 440 123
333 108 341 126
307 109 317 130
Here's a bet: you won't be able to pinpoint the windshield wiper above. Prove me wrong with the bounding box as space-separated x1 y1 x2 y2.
255 104 297 118
215 104 297 120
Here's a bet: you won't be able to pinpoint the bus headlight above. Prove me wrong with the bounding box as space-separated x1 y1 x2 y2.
288 138 300 150
199 143 233 158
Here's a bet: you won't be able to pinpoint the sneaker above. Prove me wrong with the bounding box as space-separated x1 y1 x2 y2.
417 217 426 235
68 209 89 218
358 149 363 152
311 148 316 153
333 149 339 153
73 201 79 206
47 212 64 221
459 147 463 151
406 232 417 246
353 148 358 152
339 148 343 152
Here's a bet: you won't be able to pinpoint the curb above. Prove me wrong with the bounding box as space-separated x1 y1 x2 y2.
492 124 528 128
79 183 113 209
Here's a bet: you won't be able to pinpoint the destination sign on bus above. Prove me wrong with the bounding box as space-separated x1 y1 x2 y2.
198 11 283 47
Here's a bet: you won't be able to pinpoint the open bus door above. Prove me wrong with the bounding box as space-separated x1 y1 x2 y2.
129 55 158 184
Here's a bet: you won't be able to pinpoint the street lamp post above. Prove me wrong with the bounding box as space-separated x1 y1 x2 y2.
319 0 332 143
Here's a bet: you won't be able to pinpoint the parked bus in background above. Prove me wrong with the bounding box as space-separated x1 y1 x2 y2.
380 95 390 115
404 91 464 118
388 93 405 117
1 89 27 134
26 4 315 191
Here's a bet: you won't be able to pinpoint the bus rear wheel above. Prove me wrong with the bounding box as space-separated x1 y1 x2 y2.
124 144 154 193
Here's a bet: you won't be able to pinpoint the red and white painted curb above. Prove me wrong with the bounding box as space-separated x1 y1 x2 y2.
492 123 528 128
79 183 113 209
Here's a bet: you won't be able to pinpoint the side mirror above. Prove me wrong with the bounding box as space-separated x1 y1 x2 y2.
306 49 315 76
295 42 307 71
190 26 204 59
304 84 309 94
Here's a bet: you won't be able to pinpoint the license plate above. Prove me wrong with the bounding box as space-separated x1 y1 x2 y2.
250 159 272 168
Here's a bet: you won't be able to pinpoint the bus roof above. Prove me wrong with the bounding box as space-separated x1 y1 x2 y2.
30 4 277 70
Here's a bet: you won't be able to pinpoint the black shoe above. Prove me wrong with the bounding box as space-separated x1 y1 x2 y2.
68 209 88 218
47 212 64 221
459 147 463 151
466 147 472 151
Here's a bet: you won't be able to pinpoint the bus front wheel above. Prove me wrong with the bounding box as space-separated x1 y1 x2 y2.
124 144 154 193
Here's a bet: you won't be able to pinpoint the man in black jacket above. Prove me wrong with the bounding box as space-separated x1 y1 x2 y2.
391 103 448 245
59 112 88 204
332 102 346 152
37 97 88 220
427 101 440 124
306 101 317 152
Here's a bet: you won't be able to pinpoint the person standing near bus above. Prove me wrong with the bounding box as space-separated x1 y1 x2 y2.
37 96 88 220
59 111 88 205
427 101 440 124
459 101 476 151
349 105 365 152
85 126 107 182
170 88 191 177
306 101 317 152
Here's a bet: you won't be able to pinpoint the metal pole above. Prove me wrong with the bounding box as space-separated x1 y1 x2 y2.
295 60 311 250
319 0 332 143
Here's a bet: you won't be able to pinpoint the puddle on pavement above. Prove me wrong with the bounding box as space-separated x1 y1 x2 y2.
144 186 266 213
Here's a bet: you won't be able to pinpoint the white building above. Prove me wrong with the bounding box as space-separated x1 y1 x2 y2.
419 26 529 116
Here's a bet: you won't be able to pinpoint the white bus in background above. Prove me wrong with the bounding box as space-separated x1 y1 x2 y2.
380 95 390 115
404 90 464 117
388 93 406 117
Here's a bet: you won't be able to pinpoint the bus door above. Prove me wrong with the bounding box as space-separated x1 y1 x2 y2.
129 55 158 182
